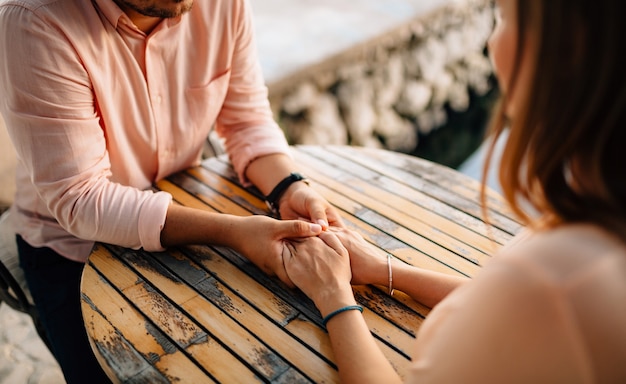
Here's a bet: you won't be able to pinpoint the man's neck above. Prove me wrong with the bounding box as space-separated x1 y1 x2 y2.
117 4 162 34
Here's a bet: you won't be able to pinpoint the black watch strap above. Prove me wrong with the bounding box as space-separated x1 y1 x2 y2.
265 172 307 214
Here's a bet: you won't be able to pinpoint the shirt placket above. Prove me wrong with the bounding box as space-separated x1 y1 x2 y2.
145 35 173 180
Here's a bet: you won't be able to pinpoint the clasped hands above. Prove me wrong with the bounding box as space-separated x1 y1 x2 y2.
283 227 387 307
233 184 384 305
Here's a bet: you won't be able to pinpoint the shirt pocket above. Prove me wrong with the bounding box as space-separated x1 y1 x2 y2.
184 69 231 137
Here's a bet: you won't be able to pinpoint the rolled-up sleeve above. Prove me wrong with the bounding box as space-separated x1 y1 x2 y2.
215 0 291 185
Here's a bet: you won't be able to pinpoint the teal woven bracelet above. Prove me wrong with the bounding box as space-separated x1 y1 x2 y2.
322 305 363 328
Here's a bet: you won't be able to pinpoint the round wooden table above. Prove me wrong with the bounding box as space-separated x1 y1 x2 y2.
81 145 521 383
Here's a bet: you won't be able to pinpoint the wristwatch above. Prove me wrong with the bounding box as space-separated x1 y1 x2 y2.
265 172 308 215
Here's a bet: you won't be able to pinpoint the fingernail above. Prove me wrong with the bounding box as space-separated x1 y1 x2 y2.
317 219 328 230
309 223 322 233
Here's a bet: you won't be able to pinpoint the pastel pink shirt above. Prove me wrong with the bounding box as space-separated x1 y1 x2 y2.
0 0 290 262
408 225 626 383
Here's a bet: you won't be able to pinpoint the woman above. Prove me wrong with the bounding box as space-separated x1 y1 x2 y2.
283 0 626 382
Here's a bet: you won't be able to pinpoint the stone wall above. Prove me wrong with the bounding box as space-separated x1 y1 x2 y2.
268 0 495 153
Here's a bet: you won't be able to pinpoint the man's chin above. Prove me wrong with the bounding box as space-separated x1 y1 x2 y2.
118 0 194 18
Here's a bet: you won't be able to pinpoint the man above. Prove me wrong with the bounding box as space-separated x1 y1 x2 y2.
0 0 341 382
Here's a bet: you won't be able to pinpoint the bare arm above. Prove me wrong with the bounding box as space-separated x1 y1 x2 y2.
330 227 468 308
160 204 322 285
283 233 402 383
283 230 468 383
388 261 468 308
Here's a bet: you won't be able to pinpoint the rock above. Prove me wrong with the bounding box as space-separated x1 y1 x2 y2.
466 52 494 95
374 108 418 152
296 93 348 145
430 70 455 107
1 362 34 384
372 53 405 108
448 82 470 112
395 80 432 117
336 62 368 81
412 38 448 83
282 81 319 115
416 107 448 135
336 78 377 146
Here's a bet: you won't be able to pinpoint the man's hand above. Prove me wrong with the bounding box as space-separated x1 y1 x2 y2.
230 215 323 287
278 182 344 230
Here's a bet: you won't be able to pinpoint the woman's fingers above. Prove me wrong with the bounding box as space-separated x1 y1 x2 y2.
318 231 348 257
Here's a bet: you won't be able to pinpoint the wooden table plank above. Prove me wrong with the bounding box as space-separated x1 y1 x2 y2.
86 246 266 383
297 147 515 242
293 156 497 259
156 180 219 212
121 251 317 382
187 167 269 213
296 146 515 238
177 244 416 380
120 246 336 383
82 263 216 383
297 180 483 277
325 146 522 228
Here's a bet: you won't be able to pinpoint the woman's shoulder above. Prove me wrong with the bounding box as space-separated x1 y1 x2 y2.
498 223 626 285
409 224 626 383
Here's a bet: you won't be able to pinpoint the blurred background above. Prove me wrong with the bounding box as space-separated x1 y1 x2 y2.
0 0 500 382
253 0 499 170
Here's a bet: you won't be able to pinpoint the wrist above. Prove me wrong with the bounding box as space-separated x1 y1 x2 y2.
279 180 309 207
322 305 363 328
265 172 308 215
315 288 357 318
361 253 390 286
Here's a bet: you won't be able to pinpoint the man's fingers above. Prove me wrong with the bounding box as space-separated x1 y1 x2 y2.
281 219 322 238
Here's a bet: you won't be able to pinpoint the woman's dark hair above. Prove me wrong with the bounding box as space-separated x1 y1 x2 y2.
482 0 626 238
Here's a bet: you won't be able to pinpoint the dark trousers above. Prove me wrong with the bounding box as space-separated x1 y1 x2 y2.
17 235 111 384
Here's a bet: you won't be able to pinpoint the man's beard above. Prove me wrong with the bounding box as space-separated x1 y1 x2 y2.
117 0 193 18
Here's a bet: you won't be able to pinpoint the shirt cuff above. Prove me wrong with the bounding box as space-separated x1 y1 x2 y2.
227 125 292 187
137 191 172 251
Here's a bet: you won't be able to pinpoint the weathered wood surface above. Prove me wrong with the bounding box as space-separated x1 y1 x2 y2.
81 145 522 383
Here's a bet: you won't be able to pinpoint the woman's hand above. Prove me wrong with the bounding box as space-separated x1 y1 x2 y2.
279 182 344 230
326 227 388 286
283 232 356 314
230 215 323 288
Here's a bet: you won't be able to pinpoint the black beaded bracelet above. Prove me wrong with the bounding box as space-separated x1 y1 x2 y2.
322 305 363 328
265 172 308 214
